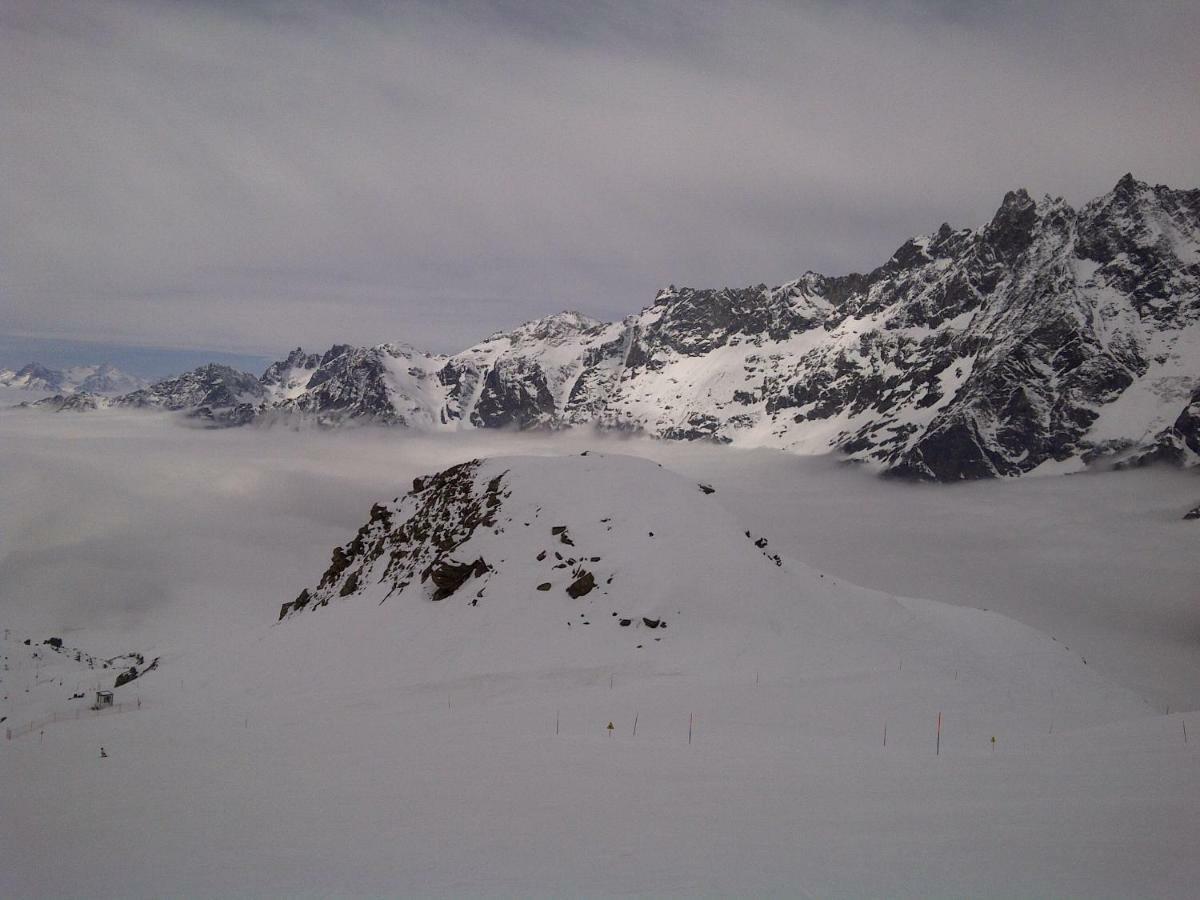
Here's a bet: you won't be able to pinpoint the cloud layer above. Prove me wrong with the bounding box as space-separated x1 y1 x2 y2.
3 0 1198 354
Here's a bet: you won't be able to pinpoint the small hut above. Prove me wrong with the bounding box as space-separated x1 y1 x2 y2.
92 690 114 710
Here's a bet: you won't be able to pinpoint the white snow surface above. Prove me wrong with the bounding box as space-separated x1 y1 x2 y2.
1 409 1198 898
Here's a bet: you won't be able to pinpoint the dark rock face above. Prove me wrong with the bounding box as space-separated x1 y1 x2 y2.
110 176 1200 481
279 460 510 618
272 345 403 424
430 558 491 601
471 360 557 429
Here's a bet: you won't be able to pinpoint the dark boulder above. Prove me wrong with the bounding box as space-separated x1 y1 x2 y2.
566 570 596 598
430 558 490 601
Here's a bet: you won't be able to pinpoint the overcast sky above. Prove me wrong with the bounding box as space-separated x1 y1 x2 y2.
2 0 1198 362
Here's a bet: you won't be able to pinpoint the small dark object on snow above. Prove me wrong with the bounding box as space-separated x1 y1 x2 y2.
619 619 632 627
100 747 108 758
698 483 715 494
754 537 768 549
559 532 574 546
551 525 567 535
536 550 547 561
1184 504 1200 520
566 570 596 598
44 637 63 649
643 617 661 628
411 476 426 493
536 582 552 591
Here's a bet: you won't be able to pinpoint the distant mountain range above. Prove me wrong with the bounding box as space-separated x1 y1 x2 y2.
0 362 147 396
15 174 1199 480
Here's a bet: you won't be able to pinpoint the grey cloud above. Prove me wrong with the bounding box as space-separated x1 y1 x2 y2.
2 0 1197 355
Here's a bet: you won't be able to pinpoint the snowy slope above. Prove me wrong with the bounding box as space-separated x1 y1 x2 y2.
6 447 1200 897
3 452 1195 897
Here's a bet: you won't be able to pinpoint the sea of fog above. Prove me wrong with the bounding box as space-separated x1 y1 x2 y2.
1 402 1197 711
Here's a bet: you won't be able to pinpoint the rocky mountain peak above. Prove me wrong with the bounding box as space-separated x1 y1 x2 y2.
500 310 608 345
984 188 1040 261
79 177 1200 482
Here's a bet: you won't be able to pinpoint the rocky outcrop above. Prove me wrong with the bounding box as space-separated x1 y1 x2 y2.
278 461 508 616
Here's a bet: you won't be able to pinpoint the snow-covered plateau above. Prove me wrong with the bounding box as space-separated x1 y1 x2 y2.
2 409 1197 898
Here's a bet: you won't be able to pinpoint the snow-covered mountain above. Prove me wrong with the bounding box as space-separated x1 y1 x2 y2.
0 362 146 395
100 175 1199 479
112 363 265 425
280 452 1145 723
19 391 111 412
